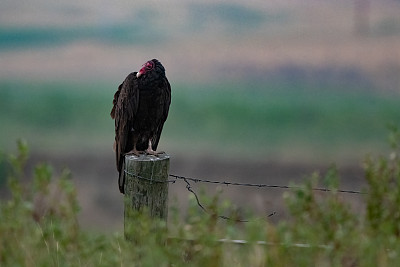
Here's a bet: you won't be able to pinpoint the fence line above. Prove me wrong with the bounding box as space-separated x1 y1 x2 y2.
168 237 332 249
124 169 365 222
169 174 366 195
123 166 344 248
124 170 365 195
216 238 332 249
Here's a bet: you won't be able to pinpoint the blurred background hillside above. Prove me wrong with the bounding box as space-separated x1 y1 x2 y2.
1 0 400 231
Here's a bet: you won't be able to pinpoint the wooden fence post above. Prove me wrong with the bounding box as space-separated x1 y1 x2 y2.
123 153 170 240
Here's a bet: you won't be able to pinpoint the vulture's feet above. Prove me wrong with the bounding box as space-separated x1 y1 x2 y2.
125 149 145 157
145 149 165 157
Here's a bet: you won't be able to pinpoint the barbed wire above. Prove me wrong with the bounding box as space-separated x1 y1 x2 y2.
168 237 332 249
181 176 249 222
124 169 363 222
169 174 366 195
124 170 276 221
124 170 365 195
124 170 177 183
180 176 276 222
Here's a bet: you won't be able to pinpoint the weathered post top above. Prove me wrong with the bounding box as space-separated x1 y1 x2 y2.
123 153 170 240
125 152 170 163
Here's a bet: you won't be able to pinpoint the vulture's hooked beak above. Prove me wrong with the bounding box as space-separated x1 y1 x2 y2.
136 71 142 78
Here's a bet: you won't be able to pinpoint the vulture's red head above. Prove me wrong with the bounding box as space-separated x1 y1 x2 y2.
136 59 165 78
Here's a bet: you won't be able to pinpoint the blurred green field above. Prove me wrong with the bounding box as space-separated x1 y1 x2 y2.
1 1 399 165
1 80 399 163
2 2 400 264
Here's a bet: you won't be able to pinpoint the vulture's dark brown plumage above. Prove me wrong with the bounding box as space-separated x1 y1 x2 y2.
111 59 171 193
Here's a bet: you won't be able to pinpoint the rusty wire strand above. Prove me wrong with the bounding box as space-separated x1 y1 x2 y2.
124 170 366 223
181 176 251 222
124 170 365 195
124 170 366 194
169 174 366 195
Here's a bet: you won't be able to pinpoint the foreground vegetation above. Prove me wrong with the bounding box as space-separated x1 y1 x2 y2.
1 128 400 266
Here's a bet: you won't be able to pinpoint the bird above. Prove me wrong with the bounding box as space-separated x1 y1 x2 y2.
110 59 171 193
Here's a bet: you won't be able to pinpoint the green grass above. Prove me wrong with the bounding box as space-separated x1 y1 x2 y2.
0 80 399 161
2 130 400 266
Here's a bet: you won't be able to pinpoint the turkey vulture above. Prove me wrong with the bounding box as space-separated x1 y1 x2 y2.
111 59 171 193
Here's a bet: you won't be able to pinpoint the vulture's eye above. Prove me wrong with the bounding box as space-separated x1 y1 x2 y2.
146 61 155 70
